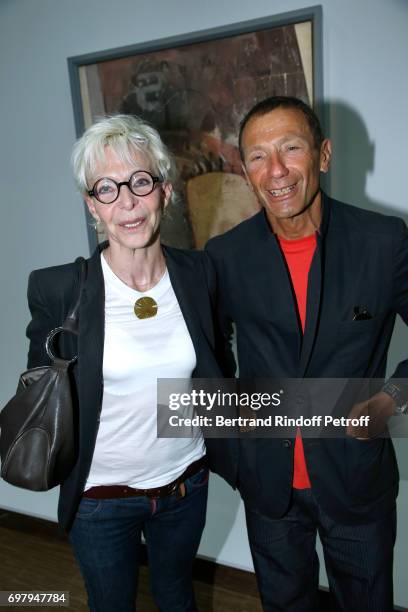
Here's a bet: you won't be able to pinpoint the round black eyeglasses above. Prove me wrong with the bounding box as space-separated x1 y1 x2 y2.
87 170 162 204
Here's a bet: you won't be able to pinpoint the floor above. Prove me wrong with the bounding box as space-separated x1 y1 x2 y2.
0 509 262 611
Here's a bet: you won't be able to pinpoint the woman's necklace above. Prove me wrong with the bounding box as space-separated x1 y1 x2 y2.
134 296 158 319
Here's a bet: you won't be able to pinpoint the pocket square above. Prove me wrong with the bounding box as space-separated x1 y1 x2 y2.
353 306 373 321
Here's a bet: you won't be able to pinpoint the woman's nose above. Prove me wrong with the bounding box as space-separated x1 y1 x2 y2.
117 184 136 209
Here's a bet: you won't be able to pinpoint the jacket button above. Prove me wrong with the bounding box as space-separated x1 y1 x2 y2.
283 439 292 448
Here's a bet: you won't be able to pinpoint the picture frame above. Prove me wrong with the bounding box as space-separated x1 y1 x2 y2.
68 6 323 251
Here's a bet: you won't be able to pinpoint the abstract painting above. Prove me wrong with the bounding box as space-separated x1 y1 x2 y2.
68 7 322 249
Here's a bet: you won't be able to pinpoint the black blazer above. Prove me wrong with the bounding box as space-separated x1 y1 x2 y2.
205 192 408 524
26 243 238 532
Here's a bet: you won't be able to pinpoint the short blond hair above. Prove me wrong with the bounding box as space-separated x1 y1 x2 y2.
71 114 176 193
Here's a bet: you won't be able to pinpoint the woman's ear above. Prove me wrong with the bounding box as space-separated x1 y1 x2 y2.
85 195 100 222
162 182 173 209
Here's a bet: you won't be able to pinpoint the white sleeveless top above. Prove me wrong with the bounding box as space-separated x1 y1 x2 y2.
84 254 205 490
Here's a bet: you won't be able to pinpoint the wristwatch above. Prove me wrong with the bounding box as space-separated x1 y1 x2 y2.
383 381 408 415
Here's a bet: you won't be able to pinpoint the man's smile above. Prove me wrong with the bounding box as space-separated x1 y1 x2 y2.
267 184 297 198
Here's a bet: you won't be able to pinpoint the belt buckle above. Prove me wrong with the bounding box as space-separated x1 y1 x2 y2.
168 481 179 496
145 482 177 499
145 487 159 499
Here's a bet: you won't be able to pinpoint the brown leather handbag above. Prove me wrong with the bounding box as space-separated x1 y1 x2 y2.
0 257 87 491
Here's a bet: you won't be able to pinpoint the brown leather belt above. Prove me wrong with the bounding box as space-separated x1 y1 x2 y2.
83 455 208 500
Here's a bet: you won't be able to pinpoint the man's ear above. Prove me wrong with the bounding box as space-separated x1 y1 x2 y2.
320 139 332 173
241 162 254 191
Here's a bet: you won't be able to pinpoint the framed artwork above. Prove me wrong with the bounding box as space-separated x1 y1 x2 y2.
68 6 322 251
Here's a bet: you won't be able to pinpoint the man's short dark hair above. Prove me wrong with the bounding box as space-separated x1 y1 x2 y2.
238 96 324 161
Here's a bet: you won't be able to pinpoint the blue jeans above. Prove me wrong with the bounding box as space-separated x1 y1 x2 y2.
68 469 209 612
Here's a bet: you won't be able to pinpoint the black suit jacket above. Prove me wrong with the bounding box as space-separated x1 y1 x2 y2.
26 242 238 532
205 192 408 524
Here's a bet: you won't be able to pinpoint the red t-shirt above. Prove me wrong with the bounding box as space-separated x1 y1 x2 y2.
278 233 317 489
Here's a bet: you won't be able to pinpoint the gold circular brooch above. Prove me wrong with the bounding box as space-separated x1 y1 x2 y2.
134 296 158 319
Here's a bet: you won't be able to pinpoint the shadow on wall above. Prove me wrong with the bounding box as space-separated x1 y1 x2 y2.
320 100 407 223
320 100 408 480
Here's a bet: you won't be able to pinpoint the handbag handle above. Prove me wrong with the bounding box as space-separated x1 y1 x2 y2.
45 257 88 362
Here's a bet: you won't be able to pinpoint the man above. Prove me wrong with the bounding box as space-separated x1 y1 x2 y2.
205 96 408 611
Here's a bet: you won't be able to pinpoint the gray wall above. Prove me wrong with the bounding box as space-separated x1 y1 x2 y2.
1 0 408 605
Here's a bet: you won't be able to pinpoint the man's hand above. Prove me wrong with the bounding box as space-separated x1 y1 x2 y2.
346 391 396 440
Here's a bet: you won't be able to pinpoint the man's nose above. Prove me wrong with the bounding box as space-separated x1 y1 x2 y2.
268 152 289 178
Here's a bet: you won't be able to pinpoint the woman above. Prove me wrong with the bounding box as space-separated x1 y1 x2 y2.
26 114 224 611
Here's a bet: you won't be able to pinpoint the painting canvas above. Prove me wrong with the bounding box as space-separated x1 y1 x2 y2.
68 8 322 250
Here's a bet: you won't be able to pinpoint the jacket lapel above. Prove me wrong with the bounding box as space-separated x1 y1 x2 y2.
251 211 302 360
76 244 105 465
298 239 322 375
298 194 331 375
256 210 301 324
163 246 210 367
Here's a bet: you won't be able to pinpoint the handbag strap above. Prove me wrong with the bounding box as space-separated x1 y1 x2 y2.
61 257 88 334
45 257 88 362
